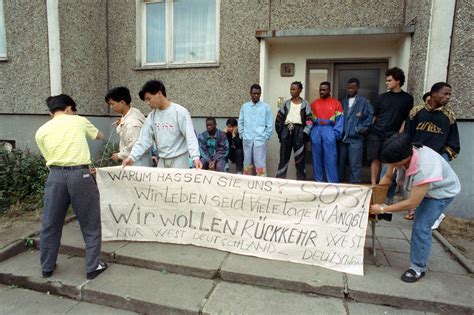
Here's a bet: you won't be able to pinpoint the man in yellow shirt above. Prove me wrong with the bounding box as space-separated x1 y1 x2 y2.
35 94 107 280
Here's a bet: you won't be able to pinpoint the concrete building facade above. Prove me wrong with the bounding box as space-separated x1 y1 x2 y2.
0 0 472 217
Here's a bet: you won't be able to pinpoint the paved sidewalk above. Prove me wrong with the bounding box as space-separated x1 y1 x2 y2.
0 212 472 314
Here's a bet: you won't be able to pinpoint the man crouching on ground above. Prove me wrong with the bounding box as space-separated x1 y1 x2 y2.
370 133 460 283
35 94 107 280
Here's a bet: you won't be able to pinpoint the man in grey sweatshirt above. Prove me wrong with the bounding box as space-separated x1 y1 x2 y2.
122 80 202 169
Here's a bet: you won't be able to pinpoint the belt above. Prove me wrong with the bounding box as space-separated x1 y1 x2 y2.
314 118 334 126
49 165 89 170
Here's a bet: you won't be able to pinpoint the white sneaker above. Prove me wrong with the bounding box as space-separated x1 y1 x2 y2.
431 213 446 230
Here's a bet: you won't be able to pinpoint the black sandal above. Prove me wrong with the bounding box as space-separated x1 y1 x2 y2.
401 268 425 283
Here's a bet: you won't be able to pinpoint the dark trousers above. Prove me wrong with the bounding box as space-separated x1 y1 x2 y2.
338 139 363 184
228 149 244 173
276 125 306 180
40 167 101 274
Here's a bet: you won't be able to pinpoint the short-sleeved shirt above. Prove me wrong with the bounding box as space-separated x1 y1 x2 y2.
396 146 460 200
35 114 98 166
371 90 413 137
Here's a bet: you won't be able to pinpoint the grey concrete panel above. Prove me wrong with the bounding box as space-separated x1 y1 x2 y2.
427 254 468 275
448 0 474 119
59 0 108 115
363 247 390 267
0 285 137 315
0 284 8 293
82 263 215 314
0 0 50 114
371 226 407 239
67 300 137 315
107 0 269 118
0 286 79 314
348 301 429 315
219 253 346 298
383 250 410 269
0 250 88 298
203 281 346 315
269 0 405 29
376 237 410 253
346 264 474 312
364 237 381 249
114 242 227 279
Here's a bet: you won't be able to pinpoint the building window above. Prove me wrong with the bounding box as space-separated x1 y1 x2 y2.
140 0 219 67
0 0 6 58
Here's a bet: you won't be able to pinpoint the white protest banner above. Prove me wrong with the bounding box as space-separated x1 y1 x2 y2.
96 166 372 275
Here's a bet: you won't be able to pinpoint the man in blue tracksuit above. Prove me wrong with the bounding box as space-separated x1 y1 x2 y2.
338 78 373 183
310 81 344 183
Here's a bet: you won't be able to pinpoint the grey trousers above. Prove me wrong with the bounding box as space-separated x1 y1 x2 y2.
157 152 189 169
40 167 101 274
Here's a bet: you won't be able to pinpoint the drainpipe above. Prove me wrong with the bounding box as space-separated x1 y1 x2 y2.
46 0 62 96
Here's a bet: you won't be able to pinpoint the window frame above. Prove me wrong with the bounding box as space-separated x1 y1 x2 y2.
137 0 220 69
0 0 7 60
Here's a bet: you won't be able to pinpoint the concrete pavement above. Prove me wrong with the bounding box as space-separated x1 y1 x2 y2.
0 212 472 314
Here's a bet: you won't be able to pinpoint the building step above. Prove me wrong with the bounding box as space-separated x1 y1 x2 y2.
0 283 136 314
22 221 474 314
0 250 357 314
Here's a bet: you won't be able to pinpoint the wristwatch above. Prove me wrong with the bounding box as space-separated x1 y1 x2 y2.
380 206 385 214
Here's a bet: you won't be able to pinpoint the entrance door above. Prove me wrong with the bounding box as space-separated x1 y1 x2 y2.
333 63 387 103
305 60 388 181
306 61 388 103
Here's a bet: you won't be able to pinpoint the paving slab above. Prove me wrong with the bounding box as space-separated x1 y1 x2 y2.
202 281 346 315
427 254 468 275
372 226 407 239
377 237 411 253
364 236 381 249
429 239 452 257
219 253 345 298
347 264 474 313
67 299 137 314
347 301 435 315
400 227 413 239
0 250 87 298
82 263 215 314
0 285 136 315
363 247 390 266
0 285 79 314
114 242 227 278
384 251 411 269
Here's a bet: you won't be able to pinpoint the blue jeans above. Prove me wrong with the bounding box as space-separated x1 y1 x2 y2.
410 197 454 273
338 139 363 184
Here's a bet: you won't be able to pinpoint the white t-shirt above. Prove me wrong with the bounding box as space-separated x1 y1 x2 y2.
348 97 356 109
285 101 302 125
